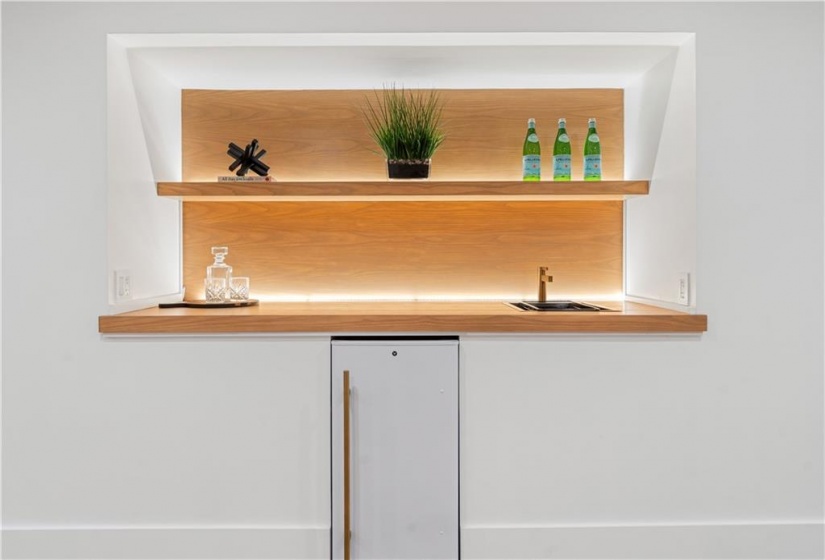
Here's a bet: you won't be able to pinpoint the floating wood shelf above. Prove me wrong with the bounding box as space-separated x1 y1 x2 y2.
157 180 649 202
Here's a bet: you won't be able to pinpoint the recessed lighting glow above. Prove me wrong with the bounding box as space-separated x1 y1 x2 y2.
254 292 625 303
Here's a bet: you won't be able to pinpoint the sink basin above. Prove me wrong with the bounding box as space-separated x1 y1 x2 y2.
507 300 613 312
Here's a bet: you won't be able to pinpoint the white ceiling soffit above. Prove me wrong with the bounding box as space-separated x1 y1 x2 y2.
117 33 690 90
128 46 678 89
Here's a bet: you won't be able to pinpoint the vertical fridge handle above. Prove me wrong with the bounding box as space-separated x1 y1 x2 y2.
343 370 352 560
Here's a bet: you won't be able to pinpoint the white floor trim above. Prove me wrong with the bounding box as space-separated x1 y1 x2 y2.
460 522 824 559
1 526 329 560
4 522 822 559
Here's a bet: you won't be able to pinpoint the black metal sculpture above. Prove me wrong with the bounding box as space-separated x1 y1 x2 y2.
227 139 270 177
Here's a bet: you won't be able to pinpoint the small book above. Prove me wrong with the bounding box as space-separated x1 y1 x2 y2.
217 175 275 182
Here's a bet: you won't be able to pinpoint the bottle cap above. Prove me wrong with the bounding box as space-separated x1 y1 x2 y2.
558 118 566 126
528 118 536 127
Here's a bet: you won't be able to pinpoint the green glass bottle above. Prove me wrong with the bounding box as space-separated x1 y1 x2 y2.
583 117 602 181
522 118 541 181
552 118 572 181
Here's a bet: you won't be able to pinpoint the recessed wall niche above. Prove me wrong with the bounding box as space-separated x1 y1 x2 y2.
107 33 695 308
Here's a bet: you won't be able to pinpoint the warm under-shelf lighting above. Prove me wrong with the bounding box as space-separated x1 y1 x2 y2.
253 292 626 303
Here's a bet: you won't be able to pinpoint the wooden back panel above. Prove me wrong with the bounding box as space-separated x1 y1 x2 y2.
182 89 623 181
184 201 623 300
181 89 624 300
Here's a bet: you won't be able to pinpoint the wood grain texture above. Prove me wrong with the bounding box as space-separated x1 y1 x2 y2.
99 301 709 334
182 89 623 182
180 88 627 302
159 180 648 201
183 201 623 301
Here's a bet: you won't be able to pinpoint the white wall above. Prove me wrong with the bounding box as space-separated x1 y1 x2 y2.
2 2 823 559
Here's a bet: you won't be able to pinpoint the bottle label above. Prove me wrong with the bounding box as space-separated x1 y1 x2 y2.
558 133 569 142
527 133 539 143
588 134 600 143
553 154 571 178
584 154 602 179
523 155 541 179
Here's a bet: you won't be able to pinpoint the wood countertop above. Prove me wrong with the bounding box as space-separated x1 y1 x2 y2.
98 301 707 334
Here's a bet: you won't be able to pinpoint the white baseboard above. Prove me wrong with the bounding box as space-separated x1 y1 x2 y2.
5 523 822 559
461 522 824 559
1 527 329 560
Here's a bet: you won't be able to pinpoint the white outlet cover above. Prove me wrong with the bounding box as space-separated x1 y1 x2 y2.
114 270 132 302
678 272 690 306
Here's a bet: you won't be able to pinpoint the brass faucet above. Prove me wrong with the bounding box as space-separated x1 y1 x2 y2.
538 266 553 302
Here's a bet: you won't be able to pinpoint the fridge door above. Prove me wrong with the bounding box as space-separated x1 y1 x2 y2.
331 338 459 560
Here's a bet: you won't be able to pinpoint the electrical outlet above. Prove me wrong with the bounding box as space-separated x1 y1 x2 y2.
115 270 132 301
678 272 690 306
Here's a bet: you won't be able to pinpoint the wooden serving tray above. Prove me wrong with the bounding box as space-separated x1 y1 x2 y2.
159 299 259 309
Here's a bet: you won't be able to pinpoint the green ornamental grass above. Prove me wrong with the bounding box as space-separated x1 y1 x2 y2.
363 86 446 163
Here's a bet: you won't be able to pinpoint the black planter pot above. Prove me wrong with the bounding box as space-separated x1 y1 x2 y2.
387 160 430 179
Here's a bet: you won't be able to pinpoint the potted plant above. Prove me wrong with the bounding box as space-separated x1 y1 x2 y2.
363 85 446 179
